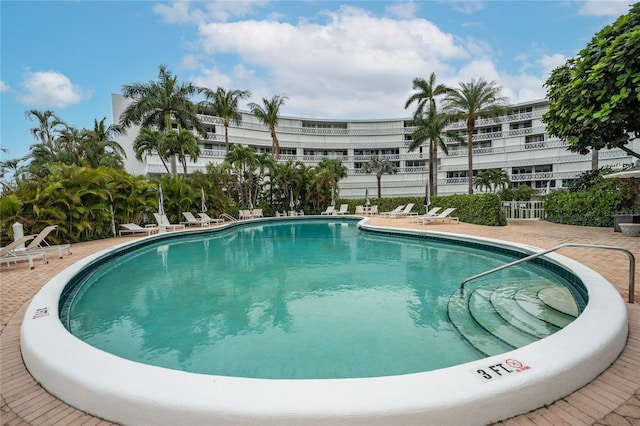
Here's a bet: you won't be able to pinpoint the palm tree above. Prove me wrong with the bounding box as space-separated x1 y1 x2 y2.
316 158 348 201
362 155 398 198
443 78 509 194
166 125 200 176
200 87 251 154
248 94 287 160
82 118 127 169
225 144 258 203
404 72 451 117
408 104 456 197
120 64 204 175
133 128 171 174
474 168 511 193
25 109 65 147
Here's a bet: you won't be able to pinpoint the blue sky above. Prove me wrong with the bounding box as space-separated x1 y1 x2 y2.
1 0 634 161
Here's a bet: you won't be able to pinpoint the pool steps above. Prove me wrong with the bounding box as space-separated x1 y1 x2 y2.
448 279 578 356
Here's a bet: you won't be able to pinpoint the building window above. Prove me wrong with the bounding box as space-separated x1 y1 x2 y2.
510 121 532 130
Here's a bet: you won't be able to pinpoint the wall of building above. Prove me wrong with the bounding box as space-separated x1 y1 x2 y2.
112 94 639 198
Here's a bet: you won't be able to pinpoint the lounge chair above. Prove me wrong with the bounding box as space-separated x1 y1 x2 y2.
23 225 71 258
251 208 263 218
422 208 459 224
388 203 416 219
181 212 209 227
409 207 442 223
153 213 186 231
198 212 225 225
238 210 252 220
321 206 336 215
380 205 404 217
334 204 349 215
354 205 365 215
369 205 378 215
119 223 161 237
1 235 48 269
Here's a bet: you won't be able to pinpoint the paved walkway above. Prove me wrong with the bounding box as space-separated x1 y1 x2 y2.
1 219 639 425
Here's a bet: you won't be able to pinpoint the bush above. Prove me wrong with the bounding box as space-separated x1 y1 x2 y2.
544 178 635 227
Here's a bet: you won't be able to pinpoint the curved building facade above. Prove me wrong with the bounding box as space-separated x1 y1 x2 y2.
112 94 638 198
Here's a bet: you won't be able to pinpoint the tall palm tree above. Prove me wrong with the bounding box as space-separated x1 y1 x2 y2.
25 109 65 147
200 87 251 154
443 78 509 194
404 72 451 117
82 118 127 169
362 155 398 198
120 64 204 175
225 144 258 203
474 168 511 193
248 94 287 160
408 104 458 197
166 125 200 176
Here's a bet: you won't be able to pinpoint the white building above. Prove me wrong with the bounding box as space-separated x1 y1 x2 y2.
112 94 638 199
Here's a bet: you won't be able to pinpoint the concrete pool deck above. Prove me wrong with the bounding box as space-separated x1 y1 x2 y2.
1 218 639 425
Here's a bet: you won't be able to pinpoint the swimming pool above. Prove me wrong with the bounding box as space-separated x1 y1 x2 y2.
21 217 628 425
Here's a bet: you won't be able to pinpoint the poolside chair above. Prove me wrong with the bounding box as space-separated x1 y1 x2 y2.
23 225 71 258
409 207 442 223
422 208 459 224
354 205 365 215
335 204 349 215
153 213 186 231
198 212 225 225
321 206 336 215
252 208 264 218
181 212 209 227
0 235 48 269
388 203 416 219
380 205 404 217
369 205 378 215
119 223 160 237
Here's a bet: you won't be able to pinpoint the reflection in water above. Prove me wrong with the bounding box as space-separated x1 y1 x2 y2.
68 220 577 379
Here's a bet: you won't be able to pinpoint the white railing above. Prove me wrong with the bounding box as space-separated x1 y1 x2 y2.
502 201 545 220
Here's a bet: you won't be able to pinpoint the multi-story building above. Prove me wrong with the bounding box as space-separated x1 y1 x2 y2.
112 94 638 199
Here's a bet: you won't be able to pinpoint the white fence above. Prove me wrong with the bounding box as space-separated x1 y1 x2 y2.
502 201 546 220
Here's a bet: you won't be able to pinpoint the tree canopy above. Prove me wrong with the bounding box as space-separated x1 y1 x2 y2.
543 3 640 160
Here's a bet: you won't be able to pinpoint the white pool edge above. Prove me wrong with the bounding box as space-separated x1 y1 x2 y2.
20 221 629 426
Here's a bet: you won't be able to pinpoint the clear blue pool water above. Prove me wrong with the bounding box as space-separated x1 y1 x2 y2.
64 219 580 379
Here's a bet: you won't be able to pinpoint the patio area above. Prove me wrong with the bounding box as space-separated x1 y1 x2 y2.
1 218 639 425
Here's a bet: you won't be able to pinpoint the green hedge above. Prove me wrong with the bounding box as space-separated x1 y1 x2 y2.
544 180 635 227
338 193 506 226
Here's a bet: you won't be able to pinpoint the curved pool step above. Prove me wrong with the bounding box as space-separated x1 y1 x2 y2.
490 284 561 339
448 279 580 356
515 285 577 328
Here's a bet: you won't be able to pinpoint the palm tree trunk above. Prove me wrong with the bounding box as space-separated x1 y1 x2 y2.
429 140 436 196
467 122 474 194
377 174 382 198
170 155 178 177
224 120 230 154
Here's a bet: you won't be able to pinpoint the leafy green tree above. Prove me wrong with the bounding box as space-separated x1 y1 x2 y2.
166 125 200 176
225 144 257 203
133 128 171 174
82 118 126 169
120 64 204 175
316 158 348 202
474 169 511 193
408 104 456 196
404 72 451 117
363 155 398 198
200 87 251 154
543 3 640 161
444 78 509 194
248 94 287 160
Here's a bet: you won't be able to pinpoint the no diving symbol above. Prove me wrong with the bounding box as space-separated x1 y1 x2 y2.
505 359 523 369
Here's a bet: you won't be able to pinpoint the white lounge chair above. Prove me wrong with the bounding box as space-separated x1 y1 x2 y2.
369 205 378 215
388 203 416 218
153 213 186 231
321 206 336 215
380 205 404 217
181 212 209 227
198 212 225 225
251 208 263 218
422 208 459 224
410 207 442 223
335 204 349 215
1 235 48 269
354 205 365 215
23 225 71 258
119 223 160 237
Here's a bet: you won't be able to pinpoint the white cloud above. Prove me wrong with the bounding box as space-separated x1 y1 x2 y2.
576 0 632 16
0 80 9 93
17 70 89 108
538 53 567 76
154 0 268 23
449 1 484 14
385 1 419 19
